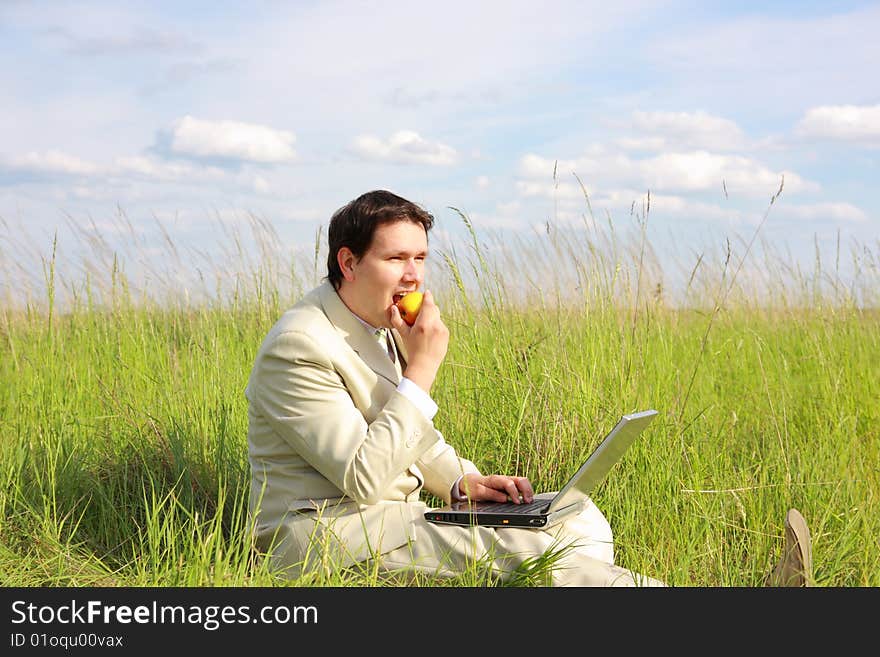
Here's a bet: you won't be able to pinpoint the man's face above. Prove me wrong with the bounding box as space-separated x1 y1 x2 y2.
337 219 427 328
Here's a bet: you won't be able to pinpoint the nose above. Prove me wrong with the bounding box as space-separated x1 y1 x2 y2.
402 257 422 284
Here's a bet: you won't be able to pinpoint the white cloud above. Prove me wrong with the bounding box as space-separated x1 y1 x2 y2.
640 151 812 195
71 185 112 201
351 130 458 166
465 207 528 230
475 175 490 189
518 151 615 181
777 201 868 223
112 155 287 200
617 136 667 151
115 155 223 181
618 191 743 223
518 150 812 198
4 150 100 176
48 25 201 56
626 110 748 151
795 104 880 142
514 182 740 225
168 115 296 163
516 180 584 200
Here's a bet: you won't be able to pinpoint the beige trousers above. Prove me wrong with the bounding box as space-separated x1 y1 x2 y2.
379 499 666 587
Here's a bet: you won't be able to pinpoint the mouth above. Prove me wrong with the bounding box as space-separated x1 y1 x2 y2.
392 292 409 305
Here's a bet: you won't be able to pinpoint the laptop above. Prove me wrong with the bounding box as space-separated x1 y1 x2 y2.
424 409 658 529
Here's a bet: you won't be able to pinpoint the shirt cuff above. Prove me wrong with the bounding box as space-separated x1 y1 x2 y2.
397 377 439 420
450 475 467 501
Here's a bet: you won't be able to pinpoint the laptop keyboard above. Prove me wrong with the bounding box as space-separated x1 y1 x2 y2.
482 499 550 514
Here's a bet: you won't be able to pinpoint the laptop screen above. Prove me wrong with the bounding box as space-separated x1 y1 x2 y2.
548 410 658 512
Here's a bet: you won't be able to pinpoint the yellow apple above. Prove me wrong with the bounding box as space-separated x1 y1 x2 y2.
395 291 424 326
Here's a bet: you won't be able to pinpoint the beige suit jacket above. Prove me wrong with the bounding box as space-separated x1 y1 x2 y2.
246 280 479 574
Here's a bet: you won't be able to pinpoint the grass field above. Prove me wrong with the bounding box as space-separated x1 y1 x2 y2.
1 202 878 586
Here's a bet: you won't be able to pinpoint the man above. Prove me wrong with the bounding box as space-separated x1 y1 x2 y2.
245 189 812 586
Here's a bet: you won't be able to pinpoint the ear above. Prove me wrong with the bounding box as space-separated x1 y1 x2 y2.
337 247 357 282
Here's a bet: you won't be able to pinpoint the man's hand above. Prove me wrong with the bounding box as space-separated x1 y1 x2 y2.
458 473 535 504
389 289 448 393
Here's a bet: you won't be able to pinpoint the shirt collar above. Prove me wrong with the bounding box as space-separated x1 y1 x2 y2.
350 309 383 336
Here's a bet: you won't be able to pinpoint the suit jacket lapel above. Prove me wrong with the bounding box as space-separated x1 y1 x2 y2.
318 281 400 385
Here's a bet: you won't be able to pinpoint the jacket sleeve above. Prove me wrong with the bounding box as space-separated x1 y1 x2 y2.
416 433 480 504
249 328 444 505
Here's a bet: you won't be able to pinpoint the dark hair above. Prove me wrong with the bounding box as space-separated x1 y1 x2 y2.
325 190 434 289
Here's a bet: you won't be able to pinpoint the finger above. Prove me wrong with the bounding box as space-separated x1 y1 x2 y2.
388 304 407 332
516 477 535 503
482 476 510 502
480 483 509 503
425 290 440 314
508 477 533 504
505 478 523 503
422 290 442 313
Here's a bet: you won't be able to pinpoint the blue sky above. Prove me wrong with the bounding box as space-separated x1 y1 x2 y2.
1 1 878 306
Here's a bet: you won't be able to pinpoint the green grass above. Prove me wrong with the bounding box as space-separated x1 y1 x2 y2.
1 201 878 587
